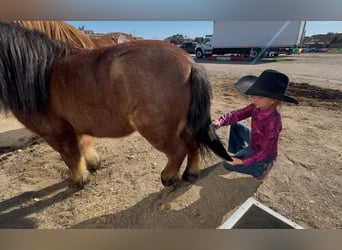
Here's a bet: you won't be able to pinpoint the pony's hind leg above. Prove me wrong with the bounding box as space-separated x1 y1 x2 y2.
182 148 201 183
78 135 101 172
160 138 188 186
181 130 201 183
133 112 188 186
138 128 187 186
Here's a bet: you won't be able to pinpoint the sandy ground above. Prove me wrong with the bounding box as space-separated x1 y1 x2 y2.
0 53 341 229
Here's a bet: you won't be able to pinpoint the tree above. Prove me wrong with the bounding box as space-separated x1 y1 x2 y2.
194 37 204 43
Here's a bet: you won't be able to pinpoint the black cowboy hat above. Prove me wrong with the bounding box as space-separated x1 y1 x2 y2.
235 69 299 104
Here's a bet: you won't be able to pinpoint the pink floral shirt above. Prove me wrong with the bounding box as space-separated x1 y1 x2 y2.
216 103 282 166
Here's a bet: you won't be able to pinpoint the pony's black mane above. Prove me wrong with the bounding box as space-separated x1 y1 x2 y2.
0 21 72 114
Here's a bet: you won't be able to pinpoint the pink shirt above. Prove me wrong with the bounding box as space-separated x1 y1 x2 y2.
216 103 282 166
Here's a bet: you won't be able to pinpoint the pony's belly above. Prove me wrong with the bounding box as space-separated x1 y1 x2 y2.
86 127 135 138
72 119 135 138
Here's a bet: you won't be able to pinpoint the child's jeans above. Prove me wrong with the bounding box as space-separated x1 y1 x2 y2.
222 122 274 178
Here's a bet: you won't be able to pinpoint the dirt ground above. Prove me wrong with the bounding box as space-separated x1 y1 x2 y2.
0 53 341 229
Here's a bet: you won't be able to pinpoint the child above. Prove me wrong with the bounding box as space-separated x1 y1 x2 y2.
212 69 298 179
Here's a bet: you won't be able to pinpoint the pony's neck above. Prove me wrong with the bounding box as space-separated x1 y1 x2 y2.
0 22 71 114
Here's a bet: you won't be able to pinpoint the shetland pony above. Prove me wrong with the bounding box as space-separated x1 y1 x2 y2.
0 22 231 187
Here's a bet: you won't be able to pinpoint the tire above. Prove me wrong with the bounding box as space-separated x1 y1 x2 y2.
252 49 266 59
196 49 204 59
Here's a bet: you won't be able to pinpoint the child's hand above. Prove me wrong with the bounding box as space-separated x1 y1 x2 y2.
211 120 220 128
227 157 243 166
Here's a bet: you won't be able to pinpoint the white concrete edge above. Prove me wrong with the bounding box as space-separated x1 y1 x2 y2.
218 197 304 229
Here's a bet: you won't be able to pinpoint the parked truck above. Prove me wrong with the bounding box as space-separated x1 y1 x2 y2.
195 21 306 59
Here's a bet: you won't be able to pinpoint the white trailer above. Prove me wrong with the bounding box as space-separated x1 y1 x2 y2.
195 21 306 59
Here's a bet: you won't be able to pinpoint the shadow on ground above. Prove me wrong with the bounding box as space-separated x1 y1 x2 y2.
72 163 262 229
0 179 75 228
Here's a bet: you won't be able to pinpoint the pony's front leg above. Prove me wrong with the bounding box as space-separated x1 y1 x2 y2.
44 134 90 187
64 155 90 187
78 135 101 171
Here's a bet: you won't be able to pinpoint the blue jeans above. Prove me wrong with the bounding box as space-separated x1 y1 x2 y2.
222 122 274 178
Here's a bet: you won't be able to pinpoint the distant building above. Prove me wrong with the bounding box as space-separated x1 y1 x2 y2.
81 29 141 41
84 30 94 35
303 33 335 48
164 34 193 44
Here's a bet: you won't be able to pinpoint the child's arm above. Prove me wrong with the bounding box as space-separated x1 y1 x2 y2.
213 103 255 127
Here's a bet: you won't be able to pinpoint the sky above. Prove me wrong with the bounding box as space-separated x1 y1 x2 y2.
65 21 342 40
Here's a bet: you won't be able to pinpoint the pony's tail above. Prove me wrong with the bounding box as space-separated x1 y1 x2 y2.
187 64 232 161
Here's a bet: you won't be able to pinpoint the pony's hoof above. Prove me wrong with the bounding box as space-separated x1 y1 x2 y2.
87 159 102 172
70 171 90 188
161 176 180 187
182 171 199 183
69 181 86 189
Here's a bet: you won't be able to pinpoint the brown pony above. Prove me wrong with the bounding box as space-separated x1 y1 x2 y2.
12 21 98 48
0 22 232 187
12 21 127 48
